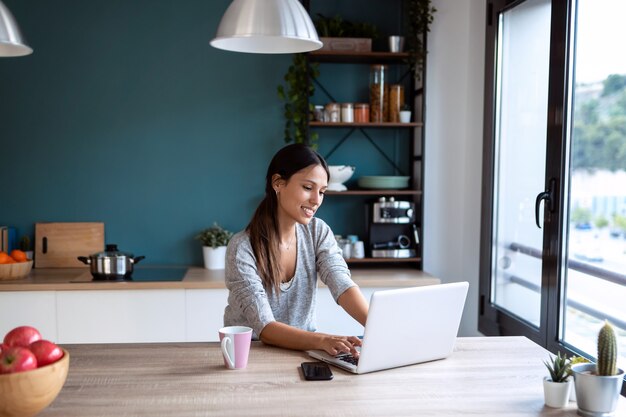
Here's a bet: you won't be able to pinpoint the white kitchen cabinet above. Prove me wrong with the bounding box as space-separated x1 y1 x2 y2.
185 289 229 342
56 290 186 343
0 291 57 341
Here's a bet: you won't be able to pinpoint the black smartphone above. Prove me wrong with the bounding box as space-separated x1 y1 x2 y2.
301 361 333 381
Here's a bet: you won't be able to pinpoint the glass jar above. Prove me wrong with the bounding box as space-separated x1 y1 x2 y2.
341 103 354 123
388 84 405 122
324 103 340 123
354 103 370 123
369 64 389 122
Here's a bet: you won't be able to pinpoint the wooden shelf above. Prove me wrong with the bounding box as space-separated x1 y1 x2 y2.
326 189 422 196
346 257 422 264
310 121 423 128
308 51 409 64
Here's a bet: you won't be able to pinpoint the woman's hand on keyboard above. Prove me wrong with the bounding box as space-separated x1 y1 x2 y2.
319 335 362 358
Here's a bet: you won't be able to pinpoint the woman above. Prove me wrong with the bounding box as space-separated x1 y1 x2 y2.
224 144 368 357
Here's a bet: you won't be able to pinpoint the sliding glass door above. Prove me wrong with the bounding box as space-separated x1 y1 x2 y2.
489 0 551 331
562 0 626 371
480 0 626 380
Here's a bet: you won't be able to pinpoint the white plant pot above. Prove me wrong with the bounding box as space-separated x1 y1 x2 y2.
202 246 227 270
543 377 572 408
572 364 624 417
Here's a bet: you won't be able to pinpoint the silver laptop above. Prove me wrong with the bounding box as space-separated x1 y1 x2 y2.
308 281 469 374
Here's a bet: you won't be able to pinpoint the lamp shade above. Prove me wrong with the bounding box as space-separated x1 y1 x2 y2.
210 0 322 54
0 0 32 57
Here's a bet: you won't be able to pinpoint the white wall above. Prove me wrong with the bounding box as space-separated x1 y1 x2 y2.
424 0 486 336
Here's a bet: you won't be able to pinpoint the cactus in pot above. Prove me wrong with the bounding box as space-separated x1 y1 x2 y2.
571 321 624 417
597 321 618 376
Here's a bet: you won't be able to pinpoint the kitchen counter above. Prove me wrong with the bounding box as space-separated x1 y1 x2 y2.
0 266 440 291
1 267 440 343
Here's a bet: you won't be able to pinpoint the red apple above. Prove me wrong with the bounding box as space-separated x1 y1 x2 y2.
29 339 64 367
3 325 42 348
0 343 7 354
0 346 38 374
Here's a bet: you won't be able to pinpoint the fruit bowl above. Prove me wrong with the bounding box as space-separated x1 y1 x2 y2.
0 260 33 281
328 165 355 191
0 348 69 417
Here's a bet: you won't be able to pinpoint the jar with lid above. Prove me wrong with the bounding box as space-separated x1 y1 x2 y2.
324 102 340 123
341 103 354 123
354 103 369 123
388 84 405 122
369 64 389 122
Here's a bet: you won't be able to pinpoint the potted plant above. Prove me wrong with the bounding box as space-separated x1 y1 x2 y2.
19 235 33 260
405 0 437 80
571 321 624 417
277 54 319 146
567 355 591 402
195 223 233 270
313 14 379 52
543 351 573 408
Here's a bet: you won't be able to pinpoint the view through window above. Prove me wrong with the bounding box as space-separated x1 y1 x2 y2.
563 0 626 369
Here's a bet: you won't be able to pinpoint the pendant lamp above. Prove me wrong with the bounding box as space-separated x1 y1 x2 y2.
0 0 32 57
211 0 322 54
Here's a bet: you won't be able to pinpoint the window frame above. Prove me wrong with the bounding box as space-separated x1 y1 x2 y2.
479 0 625 395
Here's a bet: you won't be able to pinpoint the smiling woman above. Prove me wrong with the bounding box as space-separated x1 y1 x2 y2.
223 144 369 358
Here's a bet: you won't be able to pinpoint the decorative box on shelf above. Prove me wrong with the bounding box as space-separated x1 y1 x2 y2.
319 37 372 52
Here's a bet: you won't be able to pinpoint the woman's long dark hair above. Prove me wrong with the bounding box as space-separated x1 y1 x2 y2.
246 144 329 294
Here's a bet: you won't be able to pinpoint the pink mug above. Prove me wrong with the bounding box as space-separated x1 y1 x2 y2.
218 326 252 369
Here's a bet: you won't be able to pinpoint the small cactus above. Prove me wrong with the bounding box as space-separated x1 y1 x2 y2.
597 321 618 376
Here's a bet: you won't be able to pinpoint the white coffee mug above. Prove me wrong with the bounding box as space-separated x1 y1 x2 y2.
218 326 252 370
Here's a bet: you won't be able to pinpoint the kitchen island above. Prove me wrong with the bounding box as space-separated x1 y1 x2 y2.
38 336 626 416
0 267 439 343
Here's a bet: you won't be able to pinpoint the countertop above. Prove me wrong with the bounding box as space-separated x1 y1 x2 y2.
0 267 440 291
36 337 624 417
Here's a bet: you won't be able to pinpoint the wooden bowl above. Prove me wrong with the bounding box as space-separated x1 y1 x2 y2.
0 260 33 281
0 348 69 417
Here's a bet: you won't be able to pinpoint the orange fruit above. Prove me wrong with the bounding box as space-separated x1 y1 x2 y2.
10 249 28 262
0 252 16 264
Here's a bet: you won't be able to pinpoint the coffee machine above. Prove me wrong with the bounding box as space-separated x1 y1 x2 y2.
366 197 420 258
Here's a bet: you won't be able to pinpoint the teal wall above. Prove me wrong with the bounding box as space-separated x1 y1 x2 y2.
0 0 410 265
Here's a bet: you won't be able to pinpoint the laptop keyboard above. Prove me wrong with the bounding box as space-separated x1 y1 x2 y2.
337 353 359 366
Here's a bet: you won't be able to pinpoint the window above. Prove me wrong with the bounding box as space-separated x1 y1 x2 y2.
480 0 626 393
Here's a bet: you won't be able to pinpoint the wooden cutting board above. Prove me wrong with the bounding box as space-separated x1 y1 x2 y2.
35 222 105 268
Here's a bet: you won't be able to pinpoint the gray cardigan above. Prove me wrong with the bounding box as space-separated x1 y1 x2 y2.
223 217 356 339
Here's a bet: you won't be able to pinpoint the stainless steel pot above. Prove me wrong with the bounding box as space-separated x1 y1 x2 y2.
78 244 145 280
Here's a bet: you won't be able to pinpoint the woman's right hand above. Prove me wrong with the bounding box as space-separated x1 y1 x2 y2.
319 334 362 357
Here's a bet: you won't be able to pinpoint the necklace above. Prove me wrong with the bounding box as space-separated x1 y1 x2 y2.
281 233 295 251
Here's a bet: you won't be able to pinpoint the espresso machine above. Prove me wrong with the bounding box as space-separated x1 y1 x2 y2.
366 197 420 258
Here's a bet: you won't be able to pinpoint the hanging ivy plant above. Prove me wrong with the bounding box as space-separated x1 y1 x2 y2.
277 54 320 146
406 0 437 80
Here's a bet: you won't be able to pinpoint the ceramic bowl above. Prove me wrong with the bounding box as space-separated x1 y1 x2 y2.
328 165 355 191
0 348 70 417
357 176 410 189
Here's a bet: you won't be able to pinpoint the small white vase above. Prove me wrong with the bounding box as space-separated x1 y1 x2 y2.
202 246 227 270
399 110 411 123
543 377 572 408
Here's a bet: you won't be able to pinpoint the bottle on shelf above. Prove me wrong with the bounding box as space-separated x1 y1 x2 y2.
369 64 389 122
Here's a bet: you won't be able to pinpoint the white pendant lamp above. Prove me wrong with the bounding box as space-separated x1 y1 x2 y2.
0 0 32 57
211 0 322 54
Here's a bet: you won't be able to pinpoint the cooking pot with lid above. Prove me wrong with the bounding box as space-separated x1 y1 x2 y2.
78 244 145 280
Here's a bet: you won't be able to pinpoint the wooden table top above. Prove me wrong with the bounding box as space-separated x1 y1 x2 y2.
39 336 624 416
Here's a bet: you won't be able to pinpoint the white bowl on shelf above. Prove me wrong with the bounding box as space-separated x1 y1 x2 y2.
328 165 355 191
